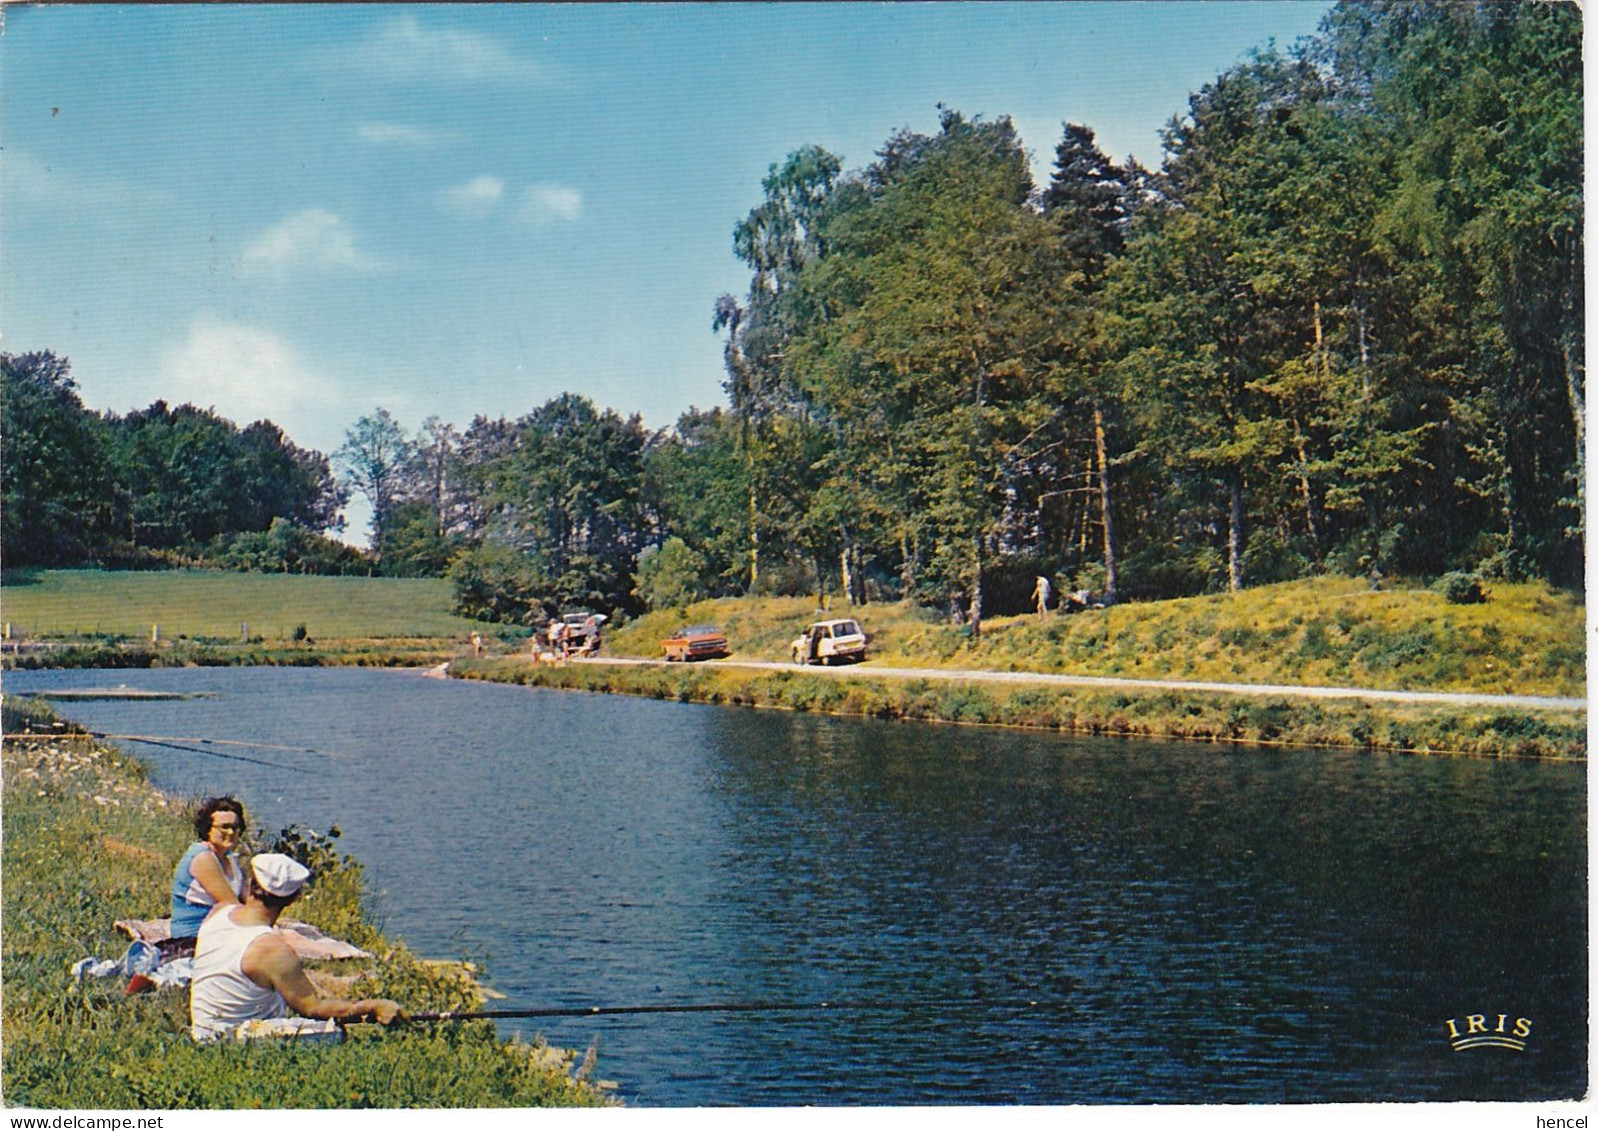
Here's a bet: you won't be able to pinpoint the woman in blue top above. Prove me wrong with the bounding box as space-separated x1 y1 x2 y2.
169 796 247 947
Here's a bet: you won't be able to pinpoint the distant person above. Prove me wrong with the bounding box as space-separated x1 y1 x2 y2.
167 796 247 955
471 632 484 657
1033 576 1052 620
189 853 403 1041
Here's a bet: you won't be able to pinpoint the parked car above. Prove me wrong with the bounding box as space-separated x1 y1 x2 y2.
549 612 606 654
662 624 730 662
790 618 867 665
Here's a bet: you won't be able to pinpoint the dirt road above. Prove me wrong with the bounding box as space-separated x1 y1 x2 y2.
579 656 1584 712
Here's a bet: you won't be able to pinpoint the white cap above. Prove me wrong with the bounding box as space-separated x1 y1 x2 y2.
250 853 311 897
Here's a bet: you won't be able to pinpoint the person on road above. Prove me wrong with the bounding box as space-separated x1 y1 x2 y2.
1033 575 1053 620
189 853 403 1041
168 796 248 953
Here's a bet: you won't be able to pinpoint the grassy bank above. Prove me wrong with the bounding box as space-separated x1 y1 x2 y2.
604 578 1585 699
450 657 1585 760
3 638 461 671
0 699 616 1110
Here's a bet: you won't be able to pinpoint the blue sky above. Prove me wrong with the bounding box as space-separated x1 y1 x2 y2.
3 2 1330 537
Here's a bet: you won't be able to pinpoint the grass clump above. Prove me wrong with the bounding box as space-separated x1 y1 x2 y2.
1 700 617 1110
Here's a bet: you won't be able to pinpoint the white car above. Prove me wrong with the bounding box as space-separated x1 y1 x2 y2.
791 618 867 665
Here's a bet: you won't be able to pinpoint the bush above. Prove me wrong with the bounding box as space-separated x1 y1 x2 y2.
1434 571 1489 605
212 520 376 576
447 543 554 624
633 537 707 610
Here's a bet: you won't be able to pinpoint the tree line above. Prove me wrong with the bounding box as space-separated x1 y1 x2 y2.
2 350 357 573
5 2 1581 631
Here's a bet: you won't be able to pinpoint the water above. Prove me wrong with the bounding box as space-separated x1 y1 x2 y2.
5 667 1586 1105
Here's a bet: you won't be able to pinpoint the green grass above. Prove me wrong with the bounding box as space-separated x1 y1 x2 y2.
0 700 617 1109
1 569 487 641
604 577 1585 698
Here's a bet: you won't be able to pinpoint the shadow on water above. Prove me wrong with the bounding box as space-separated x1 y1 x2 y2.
5 666 1585 1105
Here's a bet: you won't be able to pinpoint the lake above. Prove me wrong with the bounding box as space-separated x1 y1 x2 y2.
4 666 1586 1105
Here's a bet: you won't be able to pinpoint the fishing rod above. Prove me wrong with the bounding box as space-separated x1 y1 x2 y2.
91 733 329 755
5 728 318 763
99 733 298 770
407 998 1077 1023
4 728 307 768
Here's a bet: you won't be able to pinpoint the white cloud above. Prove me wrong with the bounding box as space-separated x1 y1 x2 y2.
519 183 584 227
356 122 459 148
438 176 505 219
331 15 560 86
159 316 329 436
2 147 166 211
241 208 382 275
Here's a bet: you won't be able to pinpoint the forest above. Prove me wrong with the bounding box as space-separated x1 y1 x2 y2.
2 3 1582 632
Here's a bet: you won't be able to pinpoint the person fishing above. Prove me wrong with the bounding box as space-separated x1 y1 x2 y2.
166 796 248 957
189 853 403 1041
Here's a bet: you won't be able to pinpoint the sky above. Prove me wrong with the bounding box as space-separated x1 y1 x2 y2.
2 2 1333 540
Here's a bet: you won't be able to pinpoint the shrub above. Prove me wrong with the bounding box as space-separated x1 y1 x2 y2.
1434 571 1489 605
633 537 708 610
447 543 553 624
212 520 375 576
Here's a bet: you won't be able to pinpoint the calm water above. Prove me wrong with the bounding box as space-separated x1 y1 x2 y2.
5 666 1586 1105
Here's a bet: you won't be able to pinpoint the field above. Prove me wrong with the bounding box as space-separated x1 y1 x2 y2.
1 569 486 641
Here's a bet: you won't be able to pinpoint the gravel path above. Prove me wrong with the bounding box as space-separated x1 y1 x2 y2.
576 656 1584 712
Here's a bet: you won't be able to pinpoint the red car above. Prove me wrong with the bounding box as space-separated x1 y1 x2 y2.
662 625 730 662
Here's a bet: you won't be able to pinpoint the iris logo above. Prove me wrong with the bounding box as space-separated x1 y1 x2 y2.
1444 1013 1532 1052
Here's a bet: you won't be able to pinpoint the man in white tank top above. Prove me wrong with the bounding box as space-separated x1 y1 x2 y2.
190 853 403 1041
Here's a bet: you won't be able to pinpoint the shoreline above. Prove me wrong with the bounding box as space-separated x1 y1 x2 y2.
447 656 1587 761
3 637 1584 761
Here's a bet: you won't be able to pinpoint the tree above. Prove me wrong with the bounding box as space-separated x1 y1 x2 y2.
114 402 254 550
482 394 650 615
235 421 347 536
0 351 113 564
1040 121 1134 602
642 407 753 596
716 144 845 593
787 110 1070 630
335 410 414 557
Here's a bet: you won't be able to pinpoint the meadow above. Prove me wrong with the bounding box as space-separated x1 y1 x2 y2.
0 697 616 1109
1 569 488 641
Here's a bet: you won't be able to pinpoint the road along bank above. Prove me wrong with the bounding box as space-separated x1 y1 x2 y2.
0 698 618 1110
449 656 1586 760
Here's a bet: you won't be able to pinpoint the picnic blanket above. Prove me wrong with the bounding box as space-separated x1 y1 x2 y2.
115 917 372 960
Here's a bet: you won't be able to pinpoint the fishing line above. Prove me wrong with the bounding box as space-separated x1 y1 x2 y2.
407 998 1077 1023
99 734 298 770
89 733 329 755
